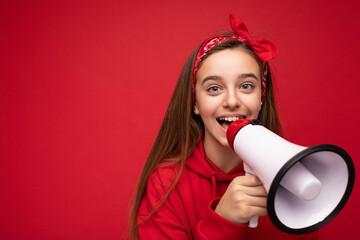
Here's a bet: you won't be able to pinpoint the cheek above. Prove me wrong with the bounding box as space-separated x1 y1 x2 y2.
195 92 217 116
196 102 221 123
196 103 216 118
244 97 262 115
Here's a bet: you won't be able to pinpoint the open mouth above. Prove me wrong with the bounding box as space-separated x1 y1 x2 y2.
217 116 245 129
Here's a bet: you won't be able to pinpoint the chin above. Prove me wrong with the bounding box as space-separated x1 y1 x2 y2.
218 137 231 149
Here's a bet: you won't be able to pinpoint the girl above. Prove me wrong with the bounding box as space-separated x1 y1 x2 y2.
129 14 318 239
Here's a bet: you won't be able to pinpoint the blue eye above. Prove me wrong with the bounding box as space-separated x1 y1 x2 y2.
240 83 254 91
207 86 221 92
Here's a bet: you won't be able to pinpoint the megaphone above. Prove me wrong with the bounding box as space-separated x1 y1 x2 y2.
226 119 355 234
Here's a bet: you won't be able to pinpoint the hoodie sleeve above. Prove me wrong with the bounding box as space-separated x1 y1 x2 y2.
197 198 248 239
137 167 249 239
137 166 191 239
299 231 319 240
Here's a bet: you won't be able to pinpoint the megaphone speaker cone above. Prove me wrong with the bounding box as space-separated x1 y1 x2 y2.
227 119 355 234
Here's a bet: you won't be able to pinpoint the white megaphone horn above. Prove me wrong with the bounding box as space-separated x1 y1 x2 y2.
226 119 355 234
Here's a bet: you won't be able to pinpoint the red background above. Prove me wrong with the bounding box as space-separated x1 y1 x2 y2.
1 0 359 239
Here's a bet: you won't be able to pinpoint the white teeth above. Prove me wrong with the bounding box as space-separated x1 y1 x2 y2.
219 116 243 122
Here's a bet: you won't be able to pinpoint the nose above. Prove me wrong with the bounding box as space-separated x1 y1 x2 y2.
223 89 240 109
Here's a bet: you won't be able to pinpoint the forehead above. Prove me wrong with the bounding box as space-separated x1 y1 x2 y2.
196 48 261 78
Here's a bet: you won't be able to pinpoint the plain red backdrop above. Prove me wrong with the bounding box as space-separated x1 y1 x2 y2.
1 0 359 239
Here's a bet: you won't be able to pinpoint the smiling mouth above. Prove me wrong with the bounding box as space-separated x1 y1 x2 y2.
217 116 245 129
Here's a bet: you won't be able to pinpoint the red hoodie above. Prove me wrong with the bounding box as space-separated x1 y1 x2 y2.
138 140 318 239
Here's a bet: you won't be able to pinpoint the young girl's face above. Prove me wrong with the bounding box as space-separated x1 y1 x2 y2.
194 47 262 148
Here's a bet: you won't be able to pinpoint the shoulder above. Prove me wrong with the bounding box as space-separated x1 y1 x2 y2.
147 162 181 194
139 162 182 217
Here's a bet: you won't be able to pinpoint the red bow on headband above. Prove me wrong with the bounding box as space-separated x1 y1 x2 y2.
229 14 278 62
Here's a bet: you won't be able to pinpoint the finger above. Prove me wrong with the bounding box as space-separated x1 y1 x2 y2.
235 175 263 187
239 195 268 208
238 185 268 197
235 204 267 222
250 206 268 217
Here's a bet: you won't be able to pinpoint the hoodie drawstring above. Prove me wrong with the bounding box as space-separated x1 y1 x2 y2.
211 174 217 199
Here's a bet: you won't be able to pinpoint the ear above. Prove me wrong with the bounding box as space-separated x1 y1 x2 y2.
194 103 200 115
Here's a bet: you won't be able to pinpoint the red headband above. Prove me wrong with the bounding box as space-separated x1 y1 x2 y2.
192 14 278 105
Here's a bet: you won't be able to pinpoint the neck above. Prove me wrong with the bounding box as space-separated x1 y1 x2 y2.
203 138 242 173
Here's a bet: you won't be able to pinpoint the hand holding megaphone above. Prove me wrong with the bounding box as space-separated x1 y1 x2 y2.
226 119 355 234
214 171 267 226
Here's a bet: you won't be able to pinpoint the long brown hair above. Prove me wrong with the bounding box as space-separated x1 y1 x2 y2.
129 38 282 239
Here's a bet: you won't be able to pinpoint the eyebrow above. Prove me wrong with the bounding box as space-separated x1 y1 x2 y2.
201 73 259 85
201 75 222 85
240 73 259 81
